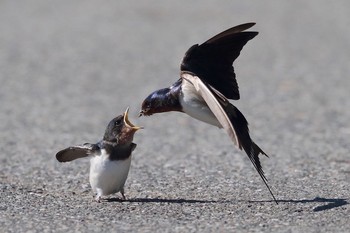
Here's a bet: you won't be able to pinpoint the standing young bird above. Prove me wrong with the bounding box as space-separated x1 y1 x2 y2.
56 108 142 202
139 23 277 203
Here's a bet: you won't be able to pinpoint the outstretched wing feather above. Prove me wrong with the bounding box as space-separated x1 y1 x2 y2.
56 143 100 162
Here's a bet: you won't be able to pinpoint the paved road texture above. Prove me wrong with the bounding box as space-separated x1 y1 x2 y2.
0 1 349 232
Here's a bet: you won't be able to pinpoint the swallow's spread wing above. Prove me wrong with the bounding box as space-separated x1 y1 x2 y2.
180 23 258 100
56 143 100 162
181 72 277 203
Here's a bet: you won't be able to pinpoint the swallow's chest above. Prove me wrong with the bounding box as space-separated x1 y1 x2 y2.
179 79 221 127
89 149 132 194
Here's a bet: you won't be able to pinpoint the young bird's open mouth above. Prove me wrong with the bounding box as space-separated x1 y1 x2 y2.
124 107 143 130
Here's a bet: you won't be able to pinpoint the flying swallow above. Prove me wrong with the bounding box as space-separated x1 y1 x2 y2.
56 108 142 202
139 23 277 203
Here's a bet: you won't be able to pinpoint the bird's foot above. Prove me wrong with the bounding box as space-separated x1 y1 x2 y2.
95 195 102 203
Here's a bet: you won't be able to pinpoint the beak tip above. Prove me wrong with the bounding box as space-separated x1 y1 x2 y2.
132 126 143 131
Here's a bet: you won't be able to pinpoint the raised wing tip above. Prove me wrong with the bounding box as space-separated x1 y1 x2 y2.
240 22 256 29
225 22 257 33
203 22 258 45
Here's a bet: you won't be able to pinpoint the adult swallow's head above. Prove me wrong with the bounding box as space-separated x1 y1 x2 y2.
139 82 183 117
104 107 142 143
139 89 167 116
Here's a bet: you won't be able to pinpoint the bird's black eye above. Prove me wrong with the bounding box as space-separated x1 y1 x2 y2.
115 119 122 126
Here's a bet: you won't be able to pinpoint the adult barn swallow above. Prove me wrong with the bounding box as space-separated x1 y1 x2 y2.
139 23 277 203
56 108 142 202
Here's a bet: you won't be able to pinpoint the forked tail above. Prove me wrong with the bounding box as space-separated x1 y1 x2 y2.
225 103 278 204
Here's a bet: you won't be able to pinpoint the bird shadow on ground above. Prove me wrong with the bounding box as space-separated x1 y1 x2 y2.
249 197 348 212
107 197 221 204
107 196 348 211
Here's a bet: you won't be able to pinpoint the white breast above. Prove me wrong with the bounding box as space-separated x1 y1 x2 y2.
89 149 132 197
180 79 222 128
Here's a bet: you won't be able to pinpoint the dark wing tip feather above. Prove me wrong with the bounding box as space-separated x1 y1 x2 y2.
204 22 257 44
181 23 258 100
56 144 98 162
56 148 76 162
55 147 84 162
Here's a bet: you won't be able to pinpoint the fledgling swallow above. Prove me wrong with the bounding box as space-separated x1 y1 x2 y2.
139 23 277 203
56 108 142 202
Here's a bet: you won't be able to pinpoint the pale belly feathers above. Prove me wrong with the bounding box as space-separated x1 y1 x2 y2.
89 149 132 197
179 79 222 128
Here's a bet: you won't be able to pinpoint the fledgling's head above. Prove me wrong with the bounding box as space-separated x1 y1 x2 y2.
104 107 142 144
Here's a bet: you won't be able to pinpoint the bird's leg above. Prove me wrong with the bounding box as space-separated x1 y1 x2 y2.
120 188 126 200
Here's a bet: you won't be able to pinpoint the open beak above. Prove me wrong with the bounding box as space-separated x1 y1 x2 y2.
124 107 143 130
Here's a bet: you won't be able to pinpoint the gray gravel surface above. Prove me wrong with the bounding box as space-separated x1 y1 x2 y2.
1 1 349 232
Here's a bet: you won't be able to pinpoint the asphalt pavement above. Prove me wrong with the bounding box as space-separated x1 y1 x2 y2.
0 1 349 232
